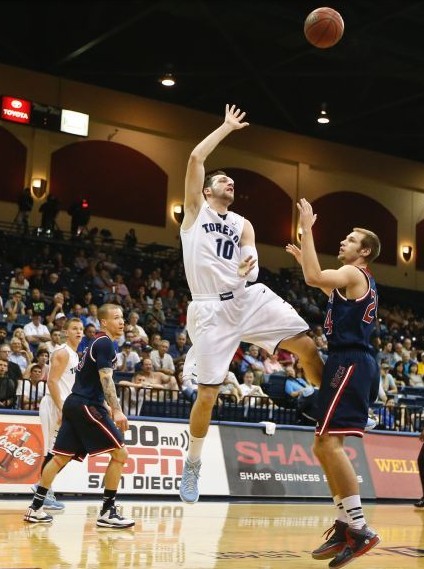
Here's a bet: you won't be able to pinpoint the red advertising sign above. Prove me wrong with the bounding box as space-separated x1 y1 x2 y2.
363 432 422 499
0 421 43 483
1 96 31 124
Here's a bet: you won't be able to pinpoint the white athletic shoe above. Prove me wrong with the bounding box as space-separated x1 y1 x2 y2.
96 505 135 529
24 506 53 524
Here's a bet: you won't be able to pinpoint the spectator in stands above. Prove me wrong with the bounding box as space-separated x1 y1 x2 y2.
392 342 405 364
401 351 414 375
169 332 190 367
0 359 18 408
146 269 162 292
125 311 148 345
24 348 49 382
85 303 100 330
116 341 141 373
9 337 32 373
136 357 179 400
45 292 66 328
263 351 285 375
162 289 179 320
77 324 97 357
239 344 266 385
67 303 87 327
150 339 176 377
43 272 63 302
9 268 30 298
239 370 271 413
407 362 424 387
392 360 409 388
52 313 67 341
93 268 114 302
43 328 63 355
26 288 47 317
284 364 316 402
376 340 396 368
112 274 130 304
124 228 137 249
12 327 33 360
23 312 51 354
117 371 144 416
144 298 166 336
417 352 424 376
28 266 46 291
379 362 398 397
73 248 89 274
0 326 7 347
0 343 22 384
5 291 26 330
18 363 46 410
219 370 243 403
127 268 145 298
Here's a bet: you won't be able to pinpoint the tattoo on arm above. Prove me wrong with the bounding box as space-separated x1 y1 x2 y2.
99 368 122 412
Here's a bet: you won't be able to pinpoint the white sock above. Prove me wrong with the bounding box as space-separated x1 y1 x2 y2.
187 434 205 463
333 494 348 523
341 495 365 530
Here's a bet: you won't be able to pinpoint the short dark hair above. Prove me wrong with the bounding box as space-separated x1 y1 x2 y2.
203 170 227 198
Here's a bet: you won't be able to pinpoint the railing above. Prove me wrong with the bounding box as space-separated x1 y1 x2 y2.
11 379 424 432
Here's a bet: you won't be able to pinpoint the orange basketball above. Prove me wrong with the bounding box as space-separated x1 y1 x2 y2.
304 7 344 49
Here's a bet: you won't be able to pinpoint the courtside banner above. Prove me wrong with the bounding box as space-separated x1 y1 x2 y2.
220 424 376 498
0 415 229 496
363 432 422 499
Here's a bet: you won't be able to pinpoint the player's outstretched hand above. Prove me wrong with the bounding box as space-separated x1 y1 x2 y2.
225 104 249 131
237 255 256 278
285 243 302 265
297 198 317 232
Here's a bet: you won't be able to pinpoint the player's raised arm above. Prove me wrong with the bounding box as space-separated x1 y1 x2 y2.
182 104 249 230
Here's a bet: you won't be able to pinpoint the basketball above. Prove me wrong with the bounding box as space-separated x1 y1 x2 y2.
304 7 344 49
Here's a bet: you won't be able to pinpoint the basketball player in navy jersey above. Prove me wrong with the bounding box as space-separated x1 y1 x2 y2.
286 198 381 568
24 304 134 529
178 104 324 504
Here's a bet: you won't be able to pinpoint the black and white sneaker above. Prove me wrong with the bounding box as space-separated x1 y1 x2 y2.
24 506 53 524
96 504 135 529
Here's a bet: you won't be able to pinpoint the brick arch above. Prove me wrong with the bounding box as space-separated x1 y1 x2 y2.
0 126 27 201
312 191 397 265
222 168 292 246
50 140 168 226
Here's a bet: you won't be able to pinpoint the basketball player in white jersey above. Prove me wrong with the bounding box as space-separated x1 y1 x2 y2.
179 104 324 503
35 317 83 509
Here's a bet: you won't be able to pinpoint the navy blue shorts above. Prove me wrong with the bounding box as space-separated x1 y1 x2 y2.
316 349 379 438
53 393 125 461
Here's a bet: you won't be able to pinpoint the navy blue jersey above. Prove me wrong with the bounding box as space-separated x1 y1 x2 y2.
72 332 117 404
323 267 378 352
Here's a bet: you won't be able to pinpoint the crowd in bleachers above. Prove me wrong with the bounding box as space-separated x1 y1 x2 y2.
0 225 424 432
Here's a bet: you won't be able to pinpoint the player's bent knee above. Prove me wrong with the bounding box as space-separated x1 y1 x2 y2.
111 446 128 464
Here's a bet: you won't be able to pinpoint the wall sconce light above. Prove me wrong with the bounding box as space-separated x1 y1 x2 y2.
173 203 184 224
317 102 330 124
160 72 176 87
401 245 413 262
297 226 303 242
31 178 47 200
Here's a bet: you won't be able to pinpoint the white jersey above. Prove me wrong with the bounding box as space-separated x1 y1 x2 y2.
39 343 79 455
45 344 79 401
181 201 245 295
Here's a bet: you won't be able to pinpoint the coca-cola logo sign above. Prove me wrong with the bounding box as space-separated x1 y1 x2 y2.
0 423 43 482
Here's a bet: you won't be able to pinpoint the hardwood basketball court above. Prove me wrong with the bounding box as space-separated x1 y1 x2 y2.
1 498 423 568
